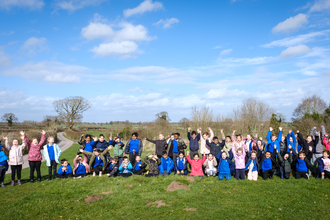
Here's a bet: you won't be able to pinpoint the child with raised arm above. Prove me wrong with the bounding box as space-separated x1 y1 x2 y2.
187 127 200 159
245 151 259 181
293 150 312 179
203 153 218 177
260 150 279 180
231 132 247 180
0 149 8 187
124 132 143 166
118 156 133 178
186 151 207 179
221 134 233 158
275 145 292 179
56 159 73 178
78 134 96 153
216 151 234 180
286 130 297 154
310 127 324 164
107 157 119 178
22 130 46 183
297 130 317 161
265 127 283 155
3 135 26 186
159 151 174 176
94 134 109 151
144 154 161 177
133 155 147 175
199 127 214 156
206 131 225 159
174 151 188 175
81 146 111 176
73 153 89 178
109 136 125 164
43 136 61 181
145 133 168 159
317 150 330 179
322 128 330 151
167 133 187 162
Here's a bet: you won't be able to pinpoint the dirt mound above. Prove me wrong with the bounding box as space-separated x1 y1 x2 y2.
147 200 166 208
166 182 190 192
186 176 195 183
101 190 114 194
125 184 133 188
84 195 103 203
184 207 197 211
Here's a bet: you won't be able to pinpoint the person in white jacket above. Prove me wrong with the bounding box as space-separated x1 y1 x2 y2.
43 136 61 181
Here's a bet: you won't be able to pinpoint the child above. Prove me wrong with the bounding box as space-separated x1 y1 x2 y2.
286 130 297 154
0 149 8 187
78 134 96 153
293 150 312 179
73 153 90 178
206 133 225 160
109 136 125 164
244 134 254 152
187 127 200 158
124 132 143 166
199 127 214 156
133 155 147 175
145 133 168 159
22 130 46 183
203 153 218 177
107 157 120 178
56 159 73 178
167 133 175 145
317 150 330 179
322 132 330 151
159 151 174 176
43 136 61 181
174 151 188 175
118 156 133 178
144 154 161 177
311 127 324 164
221 134 233 158
245 151 259 181
297 130 317 161
81 146 111 176
276 146 293 179
265 127 283 155
167 133 187 163
232 135 246 180
216 151 234 180
260 150 280 180
94 134 109 151
3 135 26 186
186 151 207 178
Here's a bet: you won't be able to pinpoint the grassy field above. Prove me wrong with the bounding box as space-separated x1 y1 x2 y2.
1 142 330 220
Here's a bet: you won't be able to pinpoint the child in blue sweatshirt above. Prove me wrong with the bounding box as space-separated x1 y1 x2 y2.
174 151 188 175
0 149 8 187
124 132 143 166
260 150 279 180
133 155 147 175
159 151 174 176
56 159 73 178
265 127 283 155
293 151 312 179
217 151 234 180
118 157 133 178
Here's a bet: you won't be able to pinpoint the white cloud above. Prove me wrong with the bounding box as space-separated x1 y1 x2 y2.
0 50 11 68
123 0 163 17
20 37 48 56
154 18 179 29
204 88 249 100
0 0 44 10
1 61 89 83
113 22 154 42
309 0 330 12
217 56 274 67
278 44 311 59
212 45 222 49
81 22 114 40
55 0 106 11
220 49 233 57
90 41 139 58
262 29 330 47
322 69 330 75
272 14 308 33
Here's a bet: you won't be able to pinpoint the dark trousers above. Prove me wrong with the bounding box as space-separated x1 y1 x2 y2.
118 173 132 178
284 172 290 179
235 169 245 180
190 150 199 159
48 160 57 180
11 165 22 181
145 173 158 177
29 161 41 180
0 165 6 183
129 152 137 165
93 165 103 174
56 173 73 179
295 171 308 179
262 169 273 180
324 171 330 179
73 173 87 178
172 153 179 165
133 169 146 175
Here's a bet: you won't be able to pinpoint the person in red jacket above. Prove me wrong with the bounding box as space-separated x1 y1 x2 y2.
186 151 206 179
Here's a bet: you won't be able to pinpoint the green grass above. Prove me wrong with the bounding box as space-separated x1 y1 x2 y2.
1 143 330 220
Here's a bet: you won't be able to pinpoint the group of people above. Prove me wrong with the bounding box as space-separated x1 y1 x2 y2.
0 125 330 187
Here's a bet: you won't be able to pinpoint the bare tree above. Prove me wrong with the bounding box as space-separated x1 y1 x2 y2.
292 95 327 121
53 96 91 130
179 117 190 131
191 106 213 130
2 113 18 127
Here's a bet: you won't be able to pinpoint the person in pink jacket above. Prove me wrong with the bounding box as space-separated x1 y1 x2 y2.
3 134 26 186
199 127 214 155
21 130 46 183
186 151 207 178
232 130 247 180
323 134 330 151
73 153 90 178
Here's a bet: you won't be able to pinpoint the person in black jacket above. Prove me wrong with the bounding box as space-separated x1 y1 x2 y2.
106 157 119 178
145 133 168 159
206 136 225 161
297 130 318 161
187 127 200 158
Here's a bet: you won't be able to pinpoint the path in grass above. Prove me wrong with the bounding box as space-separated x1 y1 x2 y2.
6 132 74 174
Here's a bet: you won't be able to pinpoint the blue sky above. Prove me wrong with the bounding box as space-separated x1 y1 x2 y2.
0 0 329 123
